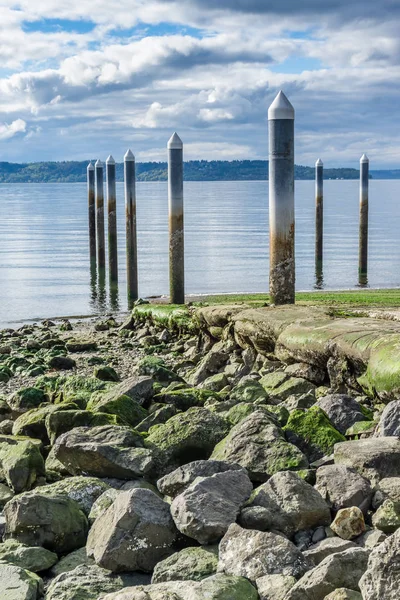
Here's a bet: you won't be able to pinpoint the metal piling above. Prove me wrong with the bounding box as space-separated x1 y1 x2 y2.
168 132 185 305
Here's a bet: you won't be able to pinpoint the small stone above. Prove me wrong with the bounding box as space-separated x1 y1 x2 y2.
48 355 76 370
94 366 120 382
331 507 365 540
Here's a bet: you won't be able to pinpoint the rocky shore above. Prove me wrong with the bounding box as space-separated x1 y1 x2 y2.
0 300 399 599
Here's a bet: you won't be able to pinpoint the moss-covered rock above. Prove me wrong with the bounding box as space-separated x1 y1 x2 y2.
372 499 400 533
0 562 43 600
12 402 78 443
0 539 58 572
45 410 124 444
32 476 110 515
48 547 94 577
132 304 196 333
154 388 219 411
7 387 47 413
87 392 147 427
284 406 346 462
0 438 45 493
146 407 230 476
94 366 120 382
137 355 182 383
229 380 269 404
152 546 218 583
136 404 178 433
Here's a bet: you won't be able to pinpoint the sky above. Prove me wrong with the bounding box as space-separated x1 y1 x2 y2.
0 0 399 167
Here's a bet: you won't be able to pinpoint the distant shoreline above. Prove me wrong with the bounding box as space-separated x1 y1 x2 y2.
1 159 398 183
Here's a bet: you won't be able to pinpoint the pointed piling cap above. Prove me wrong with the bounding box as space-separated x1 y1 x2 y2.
87 161 94 171
95 159 103 168
106 154 115 165
124 149 135 161
360 154 369 163
268 90 295 120
168 132 183 149
316 158 323 167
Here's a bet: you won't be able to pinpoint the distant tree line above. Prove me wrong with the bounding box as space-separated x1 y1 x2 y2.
0 159 380 183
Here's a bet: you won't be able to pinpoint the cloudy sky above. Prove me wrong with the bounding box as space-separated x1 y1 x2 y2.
0 0 399 167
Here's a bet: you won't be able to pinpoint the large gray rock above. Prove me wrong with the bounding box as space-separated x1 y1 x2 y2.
53 425 153 479
317 395 366 435
324 591 362 600
31 476 109 515
103 375 154 406
0 438 45 493
315 465 372 513
101 574 259 600
376 400 400 436
170 470 252 544
157 460 245 498
256 574 296 600
45 565 151 600
211 411 308 482
48 547 94 578
4 492 88 554
0 539 57 572
87 488 178 572
334 438 400 485
152 546 218 583
0 563 43 600
217 523 309 584
285 548 369 600
359 529 400 599
246 471 330 537
304 538 357 567
372 477 400 509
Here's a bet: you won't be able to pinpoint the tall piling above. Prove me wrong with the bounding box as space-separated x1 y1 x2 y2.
124 149 138 307
87 162 96 269
359 154 369 285
106 155 118 284
268 90 295 304
168 132 184 305
315 158 324 285
95 159 105 270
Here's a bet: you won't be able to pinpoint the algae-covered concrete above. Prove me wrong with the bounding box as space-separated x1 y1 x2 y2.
134 302 400 401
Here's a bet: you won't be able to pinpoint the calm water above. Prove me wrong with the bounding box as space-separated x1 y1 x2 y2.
0 180 399 327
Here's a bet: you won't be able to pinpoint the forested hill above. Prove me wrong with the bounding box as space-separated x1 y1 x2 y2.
0 159 380 183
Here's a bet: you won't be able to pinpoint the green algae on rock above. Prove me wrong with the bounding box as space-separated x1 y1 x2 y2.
152 546 219 583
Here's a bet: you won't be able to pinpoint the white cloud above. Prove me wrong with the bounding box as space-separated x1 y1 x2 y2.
0 119 26 140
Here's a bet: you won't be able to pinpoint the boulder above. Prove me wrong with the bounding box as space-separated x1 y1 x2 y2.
48 547 94 577
315 465 372 514
211 411 308 482
217 523 309 584
145 408 229 476
0 438 45 493
246 471 330 537
87 393 147 427
157 460 245 498
0 539 57 572
229 379 269 404
0 481 14 507
372 477 400 508
7 387 47 413
0 563 43 600
45 565 151 600
284 406 345 462
376 400 400 436
285 548 369 600
372 499 400 533
87 488 178 572
285 362 325 385
317 395 366 435
256 574 296 600
154 387 219 410
323 591 362 600
170 470 252 544
304 538 357 566
355 529 387 549
359 529 400 599
11 403 78 442
45 409 122 444
152 546 218 583
53 425 154 479
136 404 177 433
4 492 88 553
31 476 109 515
334 438 400 485
330 507 365 540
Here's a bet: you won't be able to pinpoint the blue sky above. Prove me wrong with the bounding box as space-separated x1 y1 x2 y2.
0 0 399 167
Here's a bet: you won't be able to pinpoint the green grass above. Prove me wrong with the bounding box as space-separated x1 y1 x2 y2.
191 289 400 309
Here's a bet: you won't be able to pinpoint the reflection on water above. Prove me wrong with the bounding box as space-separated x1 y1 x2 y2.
0 179 400 327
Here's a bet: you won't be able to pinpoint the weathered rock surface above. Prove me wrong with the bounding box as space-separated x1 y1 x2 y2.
0 438 45 493
4 492 88 553
331 507 366 540
87 488 178 572
372 477 400 508
31 476 109 515
45 565 151 600
256 573 296 600
170 470 252 543
317 395 366 435
359 529 400 599
217 523 309 584
285 548 369 600
53 425 154 479
315 465 372 513
324 590 362 600
211 411 308 482
334 438 400 484
246 470 330 537
376 400 400 436
157 459 244 498
151 546 218 583
304 538 357 566
0 539 57 572
0 562 43 600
